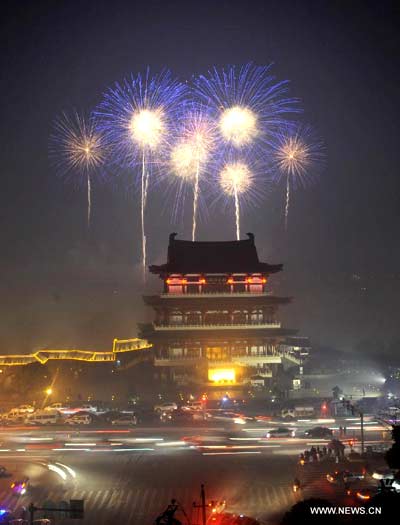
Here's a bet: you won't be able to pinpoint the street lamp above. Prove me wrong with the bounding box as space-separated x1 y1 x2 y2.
45 387 53 396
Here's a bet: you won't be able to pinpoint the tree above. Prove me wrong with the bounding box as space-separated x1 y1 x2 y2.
332 386 342 400
385 425 400 470
3 363 51 401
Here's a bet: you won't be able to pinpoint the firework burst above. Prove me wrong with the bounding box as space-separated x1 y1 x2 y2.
94 68 187 279
270 123 324 230
50 110 106 227
214 150 270 240
170 108 216 240
194 63 300 152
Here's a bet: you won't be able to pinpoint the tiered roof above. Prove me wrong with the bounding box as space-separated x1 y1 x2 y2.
149 233 283 276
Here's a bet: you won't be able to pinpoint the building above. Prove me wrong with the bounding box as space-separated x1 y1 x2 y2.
139 233 301 392
279 336 311 371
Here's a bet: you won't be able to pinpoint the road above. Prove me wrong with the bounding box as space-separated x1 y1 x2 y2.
0 417 392 524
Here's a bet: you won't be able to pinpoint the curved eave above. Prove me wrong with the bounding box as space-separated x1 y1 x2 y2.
139 326 298 341
149 263 283 277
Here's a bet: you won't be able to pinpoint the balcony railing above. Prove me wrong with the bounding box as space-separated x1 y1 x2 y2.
154 356 204 366
153 321 281 330
154 354 283 366
161 291 271 298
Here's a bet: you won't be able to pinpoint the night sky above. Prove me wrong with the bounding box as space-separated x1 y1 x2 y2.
1 0 399 360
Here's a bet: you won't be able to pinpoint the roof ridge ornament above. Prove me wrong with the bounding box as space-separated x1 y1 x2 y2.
246 232 255 243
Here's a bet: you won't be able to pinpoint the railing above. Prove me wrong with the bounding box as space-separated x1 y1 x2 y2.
154 354 283 365
233 354 282 364
154 322 281 330
161 291 271 298
281 352 301 365
154 356 205 366
0 338 153 367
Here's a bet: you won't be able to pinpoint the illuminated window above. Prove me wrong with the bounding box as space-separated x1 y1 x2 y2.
208 368 236 383
186 311 201 324
232 310 247 324
170 311 183 324
250 309 263 323
206 347 229 361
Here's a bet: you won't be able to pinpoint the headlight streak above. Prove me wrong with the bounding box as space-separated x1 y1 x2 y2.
55 462 76 478
65 443 97 446
202 451 262 456
111 448 154 452
156 441 188 447
200 445 281 450
48 463 67 480
28 437 54 441
52 448 91 452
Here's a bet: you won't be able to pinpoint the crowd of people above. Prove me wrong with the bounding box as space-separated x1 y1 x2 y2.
299 440 346 464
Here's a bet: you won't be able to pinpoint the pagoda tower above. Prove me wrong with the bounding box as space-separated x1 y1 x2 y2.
139 233 300 390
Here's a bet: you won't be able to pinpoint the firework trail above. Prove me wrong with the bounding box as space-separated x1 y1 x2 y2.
94 69 187 280
219 161 253 239
50 111 106 228
234 183 240 240
285 175 290 231
170 108 216 240
87 172 91 227
192 160 200 241
270 123 324 230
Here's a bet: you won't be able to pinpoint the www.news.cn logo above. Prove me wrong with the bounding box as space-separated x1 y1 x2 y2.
310 506 382 515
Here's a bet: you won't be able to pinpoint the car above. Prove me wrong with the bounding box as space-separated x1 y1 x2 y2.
63 404 98 415
266 427 295 438
10 478 29 495
181 401 204 412
132 408 159 424
343 471 365 483
65 414 92 425
80 404 98 413
4 410 26 423
17 405 35 414
326 470 364 484
209 513 260 525
372 468 395 480
44 403 69 413
0 466 11 478
26 410 61 425
391 479 400 492
111 414 137 426
304 426 333 438
161 408 201 423
154 402 178 413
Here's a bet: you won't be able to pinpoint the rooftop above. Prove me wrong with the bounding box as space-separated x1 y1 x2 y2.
149 233 283 276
